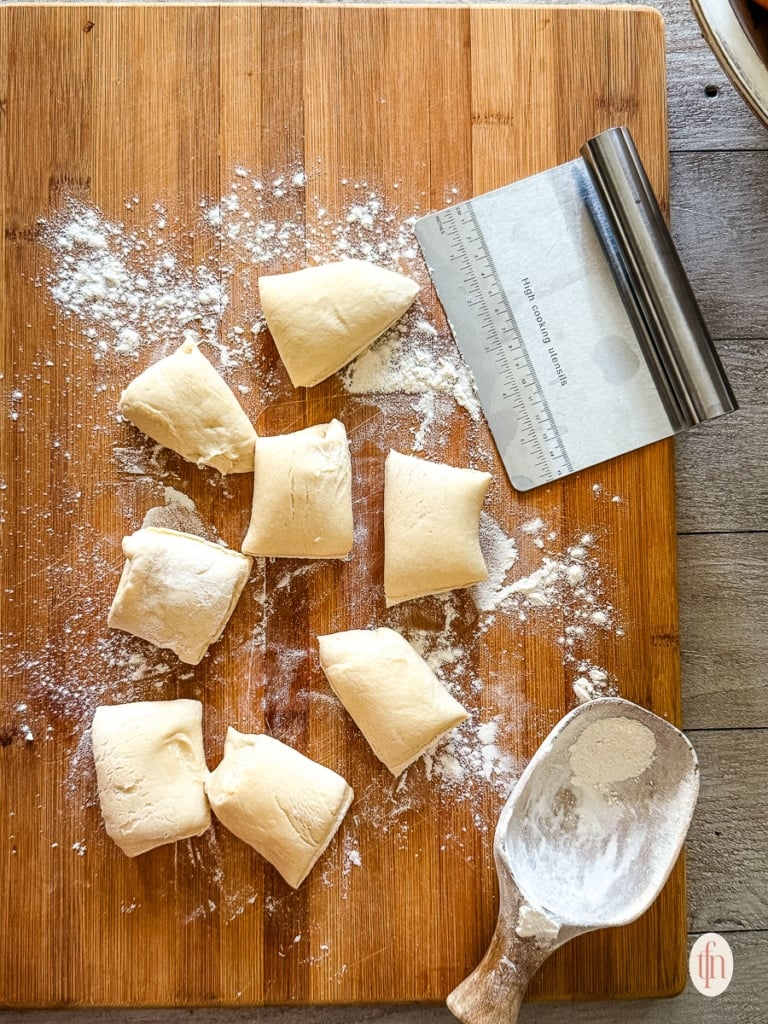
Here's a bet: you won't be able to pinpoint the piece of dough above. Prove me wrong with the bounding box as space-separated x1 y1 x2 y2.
91 699 211 857
108 527 252 665
318 627 469 776
241 419 353 559
384 450 491 606
259 259 420 387
205 729 353 888
118 339 257 474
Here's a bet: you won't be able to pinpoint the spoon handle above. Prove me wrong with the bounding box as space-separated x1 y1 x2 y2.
446 912 557 1024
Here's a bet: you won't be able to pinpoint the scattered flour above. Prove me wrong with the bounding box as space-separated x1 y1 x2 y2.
473 512 519 612
342 834 363 879
140 486 210 538
41 201 229 358
5 161 635 931
342 318 480 420
572 668 610 704
471 515 619 698
422 716 514 795
36 169 487 430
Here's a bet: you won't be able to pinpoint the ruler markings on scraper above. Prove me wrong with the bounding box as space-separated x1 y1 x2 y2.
432 203 573 482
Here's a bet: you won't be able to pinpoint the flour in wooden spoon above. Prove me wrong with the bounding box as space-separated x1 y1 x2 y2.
569 718 656 789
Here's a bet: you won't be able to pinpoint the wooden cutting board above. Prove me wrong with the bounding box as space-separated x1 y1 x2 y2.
0 4 685 1008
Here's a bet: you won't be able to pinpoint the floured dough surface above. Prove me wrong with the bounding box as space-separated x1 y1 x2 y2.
384 450 491 606
118 339 257 474
318 627 469 776
241 419 353 559
206 729 353 888
91 699 211 857
108 527 252 665
259 259 420 387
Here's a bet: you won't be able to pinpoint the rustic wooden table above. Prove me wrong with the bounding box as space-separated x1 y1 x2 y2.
2 0 765 1022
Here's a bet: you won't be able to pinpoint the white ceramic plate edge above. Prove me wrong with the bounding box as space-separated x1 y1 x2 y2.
691 0 768 128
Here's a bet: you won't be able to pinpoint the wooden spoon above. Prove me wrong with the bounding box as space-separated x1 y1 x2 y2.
447 697 699 1024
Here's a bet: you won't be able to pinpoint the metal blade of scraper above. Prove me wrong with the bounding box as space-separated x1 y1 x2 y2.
414 128 735 492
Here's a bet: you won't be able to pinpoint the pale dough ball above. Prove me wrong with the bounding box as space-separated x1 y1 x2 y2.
318 627 469 776
91 699 210 857
241 419 353 559
384 450 491 606
258 259 420 387
118 339 257 474
205 729 353 888
108 527 252 665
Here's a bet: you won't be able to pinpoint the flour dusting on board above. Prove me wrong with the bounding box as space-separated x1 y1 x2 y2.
41 200 229 358
141 486 211 538
34 170 482 427
3 162 633 931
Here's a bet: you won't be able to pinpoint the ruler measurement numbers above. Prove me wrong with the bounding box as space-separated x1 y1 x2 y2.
434 204 572 487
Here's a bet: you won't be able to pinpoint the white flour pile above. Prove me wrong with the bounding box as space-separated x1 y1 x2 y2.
423 717 515 792
473 512 520 610
41 200 228 358
342 320 480 423
569 717 656 788
141 486 211 537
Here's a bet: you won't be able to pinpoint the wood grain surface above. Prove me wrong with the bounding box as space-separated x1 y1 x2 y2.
0 3 684 1009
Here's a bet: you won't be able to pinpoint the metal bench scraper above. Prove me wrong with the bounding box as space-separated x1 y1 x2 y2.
414 127 737 491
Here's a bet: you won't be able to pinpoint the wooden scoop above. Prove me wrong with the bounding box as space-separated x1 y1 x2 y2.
447 697 699 1024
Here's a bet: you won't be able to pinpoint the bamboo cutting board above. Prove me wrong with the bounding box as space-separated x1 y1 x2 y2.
0 4 685 1008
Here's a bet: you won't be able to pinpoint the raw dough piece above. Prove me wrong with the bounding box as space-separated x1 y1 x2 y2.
383 450 491 606
91 699 211 857
259 259 420 387
118 339 257 474
317 626 469 776
206 729 353 888
241 419 353 559
108 527 252 665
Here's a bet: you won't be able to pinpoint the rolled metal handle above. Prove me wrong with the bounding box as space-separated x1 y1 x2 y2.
581 126 737 428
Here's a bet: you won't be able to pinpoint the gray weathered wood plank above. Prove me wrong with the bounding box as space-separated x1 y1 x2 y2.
686 728 768 933
674 337 767 534
669 151 768 340
668 152 767 538
679 534 768 728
